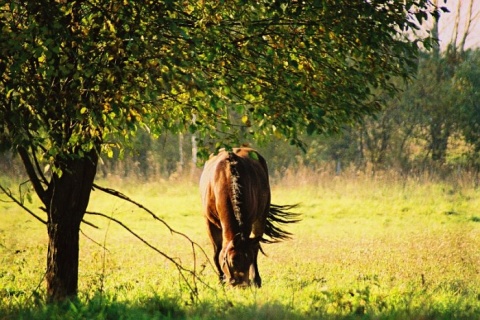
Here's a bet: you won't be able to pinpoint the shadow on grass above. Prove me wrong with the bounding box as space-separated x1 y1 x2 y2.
1 293 477 320
0 293 185 320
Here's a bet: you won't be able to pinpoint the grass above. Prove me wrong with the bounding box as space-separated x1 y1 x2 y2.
1 172 480 319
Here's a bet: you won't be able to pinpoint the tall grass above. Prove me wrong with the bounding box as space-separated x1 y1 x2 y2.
1 171 479 319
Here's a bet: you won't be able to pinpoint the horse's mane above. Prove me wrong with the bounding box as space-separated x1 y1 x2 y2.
227 151 244 233
227 149 300 244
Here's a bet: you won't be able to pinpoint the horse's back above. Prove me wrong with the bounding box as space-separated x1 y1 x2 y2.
199 147 271 238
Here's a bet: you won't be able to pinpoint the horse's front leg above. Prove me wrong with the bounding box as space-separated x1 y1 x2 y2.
251 245 262 288
206 220 224 282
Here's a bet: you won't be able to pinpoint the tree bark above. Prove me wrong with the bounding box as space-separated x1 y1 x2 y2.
45 150 98 302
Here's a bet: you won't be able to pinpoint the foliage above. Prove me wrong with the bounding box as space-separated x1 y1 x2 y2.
181 0 444 151
0 1 181 162
0 0 442 164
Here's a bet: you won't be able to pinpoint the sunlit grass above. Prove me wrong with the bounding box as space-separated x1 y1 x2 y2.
1 173 479 319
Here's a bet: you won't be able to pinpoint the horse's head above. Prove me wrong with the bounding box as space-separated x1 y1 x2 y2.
221 233 260 287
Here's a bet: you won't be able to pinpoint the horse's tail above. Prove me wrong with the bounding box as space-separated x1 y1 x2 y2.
262 204 301 244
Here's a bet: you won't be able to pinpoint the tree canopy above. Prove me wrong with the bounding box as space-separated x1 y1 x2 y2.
1 0 441 162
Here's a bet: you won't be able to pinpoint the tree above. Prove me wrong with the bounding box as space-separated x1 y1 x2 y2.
440 0 479 54
408 53 458 164
0 0 441 301
419 0 480 164
456 50 480 157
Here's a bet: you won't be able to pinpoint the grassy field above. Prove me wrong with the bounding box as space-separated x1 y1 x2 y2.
1 172 480 319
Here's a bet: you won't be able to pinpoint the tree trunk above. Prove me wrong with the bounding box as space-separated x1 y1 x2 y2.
430 122 450 164
191 114 198 169
45 150 98 302
46 219 81 301
178 133 184 172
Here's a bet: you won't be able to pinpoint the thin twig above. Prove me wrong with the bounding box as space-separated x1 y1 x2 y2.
93 184 184 235
85 210 214 296
80 229 108 251
81 219 99 229
91 184 220 300
0 183 47 225
92 183 212 267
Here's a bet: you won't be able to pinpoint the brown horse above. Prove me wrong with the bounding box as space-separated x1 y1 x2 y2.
200 147 299 287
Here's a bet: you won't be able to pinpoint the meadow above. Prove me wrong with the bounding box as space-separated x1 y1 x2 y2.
1 169 479 319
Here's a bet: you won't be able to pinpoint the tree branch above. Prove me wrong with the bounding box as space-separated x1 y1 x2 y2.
17 146 48 205
31 145 49 187
90 183 220 299
0 183 47 225
92 183 199 242
81 219 99 229
85 210 213 299
80 229 109 251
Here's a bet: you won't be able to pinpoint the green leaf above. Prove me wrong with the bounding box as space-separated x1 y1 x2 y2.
248 151 259 161
306 122 316 136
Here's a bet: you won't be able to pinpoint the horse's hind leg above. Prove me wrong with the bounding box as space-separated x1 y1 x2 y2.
206 220 224 282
